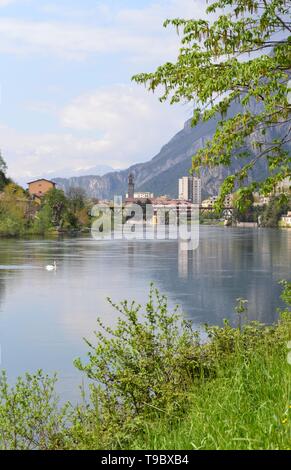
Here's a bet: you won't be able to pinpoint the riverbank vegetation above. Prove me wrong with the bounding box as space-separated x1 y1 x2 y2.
0 282 290 450
260 196 291 228
32 187 91 235
0 152 92 236
0 148 290 234
0 185 91 237
200 193 291 227
232 194 291 227
0 180 91 238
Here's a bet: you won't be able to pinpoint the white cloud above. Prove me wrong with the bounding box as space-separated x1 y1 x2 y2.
117 0 204 31
0 0 205 61
60 84 189 163
0 17 177 61
0 0 16 5
2 84 189 182
0 0 28 6
0 0 204 181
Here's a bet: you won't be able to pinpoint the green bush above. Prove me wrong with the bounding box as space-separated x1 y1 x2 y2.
0 282 290 450
0 216 26 237
260 195 291 228
72 282 290 449
0 183 29 236
0 371 71 450
31 205 53 234
128 283 291 450
130 341 290 450
74 286 203 447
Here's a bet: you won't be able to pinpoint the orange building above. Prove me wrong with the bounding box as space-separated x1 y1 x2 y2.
28 179 56 199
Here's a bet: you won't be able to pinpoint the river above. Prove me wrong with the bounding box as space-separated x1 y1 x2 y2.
0 226 290 401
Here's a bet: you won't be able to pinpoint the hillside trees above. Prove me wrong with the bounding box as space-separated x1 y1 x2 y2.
0 183 29 236
42 188 68 227
34 187 90 233
0 151 10 191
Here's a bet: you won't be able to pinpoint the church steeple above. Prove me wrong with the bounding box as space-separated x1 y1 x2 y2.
128 173 135 200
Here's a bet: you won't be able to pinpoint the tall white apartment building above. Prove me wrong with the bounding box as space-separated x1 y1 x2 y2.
179 176 202 204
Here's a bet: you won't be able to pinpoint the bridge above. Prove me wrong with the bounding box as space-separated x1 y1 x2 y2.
151 204 234 224
96 201 234 224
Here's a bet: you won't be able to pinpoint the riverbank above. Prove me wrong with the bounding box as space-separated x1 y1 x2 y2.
0 226 91 238
128 317 291 450
200 219 224 226
0 282 290 450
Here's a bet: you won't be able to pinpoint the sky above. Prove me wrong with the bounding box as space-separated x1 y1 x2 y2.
0 0 206 184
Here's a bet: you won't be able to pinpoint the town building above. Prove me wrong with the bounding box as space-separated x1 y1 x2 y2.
280 211 291 228
224 194 234 208
253 179 290 207
151 199 196 225
125 174 154 202
178 176 201 204
253 194 271 207
201 196 218 208
27 179 56 200
201 194 233 209
125 191 154 200
127 173 135 200
276 177 291 194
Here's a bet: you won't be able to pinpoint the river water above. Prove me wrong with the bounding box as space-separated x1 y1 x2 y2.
0 227 290 400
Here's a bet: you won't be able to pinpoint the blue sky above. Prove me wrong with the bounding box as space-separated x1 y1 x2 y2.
0 0 204 183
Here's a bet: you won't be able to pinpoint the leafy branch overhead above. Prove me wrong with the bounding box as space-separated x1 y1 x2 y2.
133 0 291 208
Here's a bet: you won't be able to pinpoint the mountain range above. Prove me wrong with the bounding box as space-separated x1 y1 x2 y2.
54 101 287 200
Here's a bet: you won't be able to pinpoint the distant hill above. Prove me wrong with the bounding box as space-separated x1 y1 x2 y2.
55 101 288 200
51 164 114 178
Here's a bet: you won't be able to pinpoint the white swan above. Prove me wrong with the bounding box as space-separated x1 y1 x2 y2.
46 261 57 271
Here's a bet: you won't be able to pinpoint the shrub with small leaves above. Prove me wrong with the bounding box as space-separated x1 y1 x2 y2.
0 370 71 450
74 285 204 446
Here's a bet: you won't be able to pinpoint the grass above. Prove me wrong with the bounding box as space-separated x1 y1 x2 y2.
0 284 290 450
129 336 291 450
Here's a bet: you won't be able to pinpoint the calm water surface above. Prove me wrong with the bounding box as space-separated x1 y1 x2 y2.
0 227 290 400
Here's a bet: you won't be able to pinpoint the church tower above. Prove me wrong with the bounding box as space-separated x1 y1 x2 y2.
128 173 135 200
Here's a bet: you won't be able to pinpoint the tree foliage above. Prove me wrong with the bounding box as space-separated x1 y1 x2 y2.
0 371 70 450
260 193 290 225
133 0 291 208
0 151 9 191
0 183 29 236
42 188 68 227
0 155 90 235
74 286 200 446
0 150 7 175
67 187 86 213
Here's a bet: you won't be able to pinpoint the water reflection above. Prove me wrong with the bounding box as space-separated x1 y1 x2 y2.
0 227 289 400
173 228 290 324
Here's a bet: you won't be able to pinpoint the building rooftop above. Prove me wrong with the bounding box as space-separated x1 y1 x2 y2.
27 178 56 185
